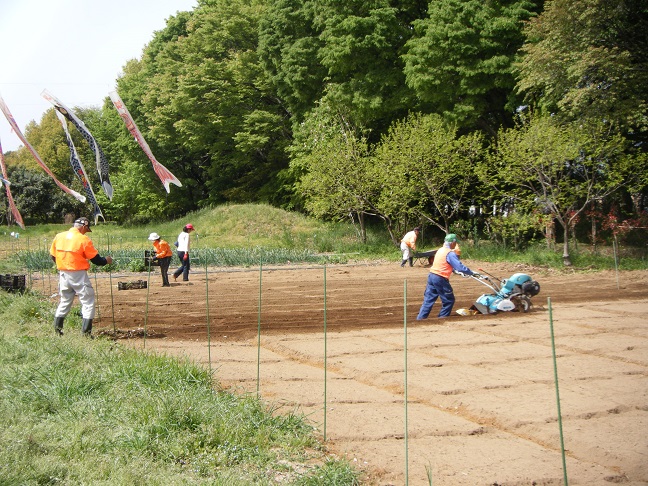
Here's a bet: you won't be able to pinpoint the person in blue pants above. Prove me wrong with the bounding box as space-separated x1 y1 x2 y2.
173 224 195 282
417 234 478 319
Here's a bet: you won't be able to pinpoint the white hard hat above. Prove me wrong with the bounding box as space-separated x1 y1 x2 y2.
148 232 160 241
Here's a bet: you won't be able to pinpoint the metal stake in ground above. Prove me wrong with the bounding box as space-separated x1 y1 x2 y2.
256 259 262 397
109 267 116 333
205 258 211 375
94 267 101 321
323 264 328 442
404 279 409 485
548 297 569 485
143 259 152 349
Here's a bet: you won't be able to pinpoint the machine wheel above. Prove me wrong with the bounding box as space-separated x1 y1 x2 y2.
514 296 531 313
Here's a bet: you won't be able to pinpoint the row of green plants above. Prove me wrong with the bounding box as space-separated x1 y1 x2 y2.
16 247 335 273
7 236 648 275
0 290 360 485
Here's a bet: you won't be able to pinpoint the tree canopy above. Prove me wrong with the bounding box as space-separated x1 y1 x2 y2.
1 0 646 260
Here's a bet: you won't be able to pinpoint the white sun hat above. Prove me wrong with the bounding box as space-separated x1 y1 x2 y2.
148 232 160 241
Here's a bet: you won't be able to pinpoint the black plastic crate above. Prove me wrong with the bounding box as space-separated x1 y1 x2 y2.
144 250 160 267
118 280 148 290
0 274 27 292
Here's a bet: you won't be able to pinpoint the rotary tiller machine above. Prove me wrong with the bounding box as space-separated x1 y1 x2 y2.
460 269 541 314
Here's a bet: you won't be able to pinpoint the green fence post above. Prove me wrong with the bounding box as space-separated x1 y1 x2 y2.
404 279 409 486
143 260 152 349
323 264 328 442
205 259 211 375
548 297 569 486
256 258 263 397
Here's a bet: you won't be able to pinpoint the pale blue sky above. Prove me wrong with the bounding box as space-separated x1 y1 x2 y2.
0 0 197 152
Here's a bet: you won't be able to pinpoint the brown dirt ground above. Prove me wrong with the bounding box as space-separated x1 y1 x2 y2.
53 260 648 485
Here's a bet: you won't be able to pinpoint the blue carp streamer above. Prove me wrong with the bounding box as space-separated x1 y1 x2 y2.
42 89 114 200
55 111 104 224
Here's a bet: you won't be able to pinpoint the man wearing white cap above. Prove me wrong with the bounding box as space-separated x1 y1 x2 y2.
50 217 113 337
148 232 173 287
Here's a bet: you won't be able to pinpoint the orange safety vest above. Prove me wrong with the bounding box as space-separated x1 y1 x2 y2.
50 228 98 271
430 246 454 279
153 239 173 259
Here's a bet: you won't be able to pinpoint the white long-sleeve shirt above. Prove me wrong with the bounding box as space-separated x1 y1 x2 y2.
176 231 190 252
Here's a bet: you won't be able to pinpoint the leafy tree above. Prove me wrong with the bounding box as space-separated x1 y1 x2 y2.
291 105 378 242
75 101 187 223
314 1 419 133
481 113 633 265
403 0 539 136
17 109 75 184
5 109 109 220
259 0 422 137
373 113 483 237
101 159 170 224
485 212 546 250
6 166 82 223
123 0 291 207
516 0 648 139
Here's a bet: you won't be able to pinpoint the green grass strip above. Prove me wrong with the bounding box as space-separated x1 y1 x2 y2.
0 291 359 485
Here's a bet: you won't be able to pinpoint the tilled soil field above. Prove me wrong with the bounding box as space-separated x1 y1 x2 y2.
81 261 647 485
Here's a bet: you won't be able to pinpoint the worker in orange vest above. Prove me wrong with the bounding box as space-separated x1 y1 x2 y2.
148 232 173 287
416 234 478 319
50 217 113 337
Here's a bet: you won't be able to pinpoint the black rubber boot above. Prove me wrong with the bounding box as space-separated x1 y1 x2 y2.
54 316 65 336
408 257 414 267
81 318 94 338
401 260 407 267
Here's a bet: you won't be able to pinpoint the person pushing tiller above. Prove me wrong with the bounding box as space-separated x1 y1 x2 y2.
416 233 479 319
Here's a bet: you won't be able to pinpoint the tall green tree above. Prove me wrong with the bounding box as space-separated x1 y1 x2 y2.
516 0 648 138
374 113 483 236
403 0 539 136
78 99 184 223
481 113 634 265
259 0 423 137
291 105 378 242
6 166 82 223
19 109 74 184
124 0 291 206
258 0 325 120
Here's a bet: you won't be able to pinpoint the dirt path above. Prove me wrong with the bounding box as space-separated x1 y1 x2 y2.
90 261 648 485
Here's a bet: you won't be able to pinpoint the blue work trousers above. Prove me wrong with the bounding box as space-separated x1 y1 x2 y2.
173 251 190 281
416 273 455 319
